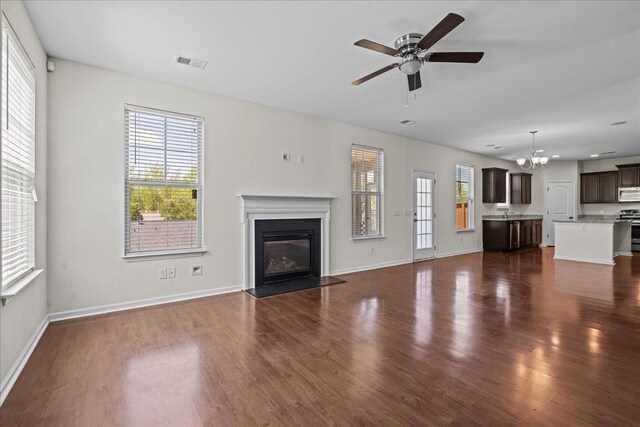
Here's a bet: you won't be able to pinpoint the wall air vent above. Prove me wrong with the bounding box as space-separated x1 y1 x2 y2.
400 119 417 126
175 54 207 70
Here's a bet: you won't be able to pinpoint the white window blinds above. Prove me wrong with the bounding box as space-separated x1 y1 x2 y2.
351 145 384 238
455 164 474 230
1 18 36 289
124 105 203 256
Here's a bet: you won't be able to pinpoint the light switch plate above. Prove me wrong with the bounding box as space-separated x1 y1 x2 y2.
159 268 167 279
393 209 400 216
167 267 176 278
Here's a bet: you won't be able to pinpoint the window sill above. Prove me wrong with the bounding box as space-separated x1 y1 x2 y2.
123 249 207 262
456 228 476 233
351 236 386 242
1 269 44 306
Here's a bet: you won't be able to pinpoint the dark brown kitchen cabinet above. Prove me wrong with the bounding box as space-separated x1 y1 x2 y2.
510 172 532 204
598 171 618 203
532 219 543 245
617 164 640 188
519 220 532 246
580 171 618 203
482 168 508 203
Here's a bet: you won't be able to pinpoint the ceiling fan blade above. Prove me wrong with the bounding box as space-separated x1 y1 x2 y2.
351 64 398 86
407 71 422 92
417 13 465 51
354 39 399 56
427 52 484 63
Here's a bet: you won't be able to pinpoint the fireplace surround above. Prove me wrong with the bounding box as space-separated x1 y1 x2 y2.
239 195 334 290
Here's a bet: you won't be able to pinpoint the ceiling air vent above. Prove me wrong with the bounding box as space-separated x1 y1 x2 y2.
175 54 207 70
400 119 417 126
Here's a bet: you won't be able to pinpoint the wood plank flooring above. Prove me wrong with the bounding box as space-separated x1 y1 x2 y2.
1 248 639 426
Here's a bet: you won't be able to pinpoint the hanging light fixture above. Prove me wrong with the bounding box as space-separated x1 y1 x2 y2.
516 131 549 170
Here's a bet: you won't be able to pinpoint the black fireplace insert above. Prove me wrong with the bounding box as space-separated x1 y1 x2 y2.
254 218 321 287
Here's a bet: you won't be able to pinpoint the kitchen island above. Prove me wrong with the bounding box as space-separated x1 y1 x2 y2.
553 216 632 265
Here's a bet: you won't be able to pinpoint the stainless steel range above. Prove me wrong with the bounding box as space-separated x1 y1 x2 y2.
620 209 640 252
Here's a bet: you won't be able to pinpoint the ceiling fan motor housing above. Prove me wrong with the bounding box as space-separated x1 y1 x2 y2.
395 33 424 75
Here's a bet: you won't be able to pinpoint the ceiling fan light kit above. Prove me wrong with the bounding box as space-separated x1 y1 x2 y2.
351 13 484 92
516 131 549 170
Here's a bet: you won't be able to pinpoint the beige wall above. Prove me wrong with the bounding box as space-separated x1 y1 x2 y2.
0 0 48 390
47 58 514 313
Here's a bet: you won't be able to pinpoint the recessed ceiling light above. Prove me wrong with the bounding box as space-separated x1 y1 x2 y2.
551 154 560 158
400 119 417 126
610 121 627 126
175 54 207 70
493 146 502 149
486 144 496 147
590 154 600 158
535 149 544 153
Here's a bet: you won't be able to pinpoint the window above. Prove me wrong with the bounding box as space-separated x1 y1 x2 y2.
1 18 36 289
124 105 203 256
497 172 510 209
455 164 474 230
351 145 384 238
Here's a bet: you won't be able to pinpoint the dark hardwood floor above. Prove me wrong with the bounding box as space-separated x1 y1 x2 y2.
2 248 639 426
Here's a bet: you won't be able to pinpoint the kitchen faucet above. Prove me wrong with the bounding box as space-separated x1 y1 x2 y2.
503 210 518 219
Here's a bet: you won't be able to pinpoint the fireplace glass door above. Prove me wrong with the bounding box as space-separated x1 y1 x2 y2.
264 239 311 276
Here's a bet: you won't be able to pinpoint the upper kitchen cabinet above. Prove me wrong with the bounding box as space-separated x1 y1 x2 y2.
617 164 640 188
580 171 618 204
510 172 532 204
482 168 508 203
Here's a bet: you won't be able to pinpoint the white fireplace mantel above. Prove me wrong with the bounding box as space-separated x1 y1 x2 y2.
238 195 335 289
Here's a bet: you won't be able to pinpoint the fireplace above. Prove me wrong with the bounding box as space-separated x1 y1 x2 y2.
254 219 321 287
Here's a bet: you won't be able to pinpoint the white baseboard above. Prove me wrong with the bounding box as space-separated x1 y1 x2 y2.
331 258 413 276
615 251 633 257
436 247 483 259
49 284 243 322
1 315 49 406
554 255 615 265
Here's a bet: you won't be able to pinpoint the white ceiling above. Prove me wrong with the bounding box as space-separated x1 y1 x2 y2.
24 1 640 161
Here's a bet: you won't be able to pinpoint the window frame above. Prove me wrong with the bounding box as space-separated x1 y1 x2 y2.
496 171 510 210
123 104 205 259
351 144 384 240
1 15 37 291
455 164 475 232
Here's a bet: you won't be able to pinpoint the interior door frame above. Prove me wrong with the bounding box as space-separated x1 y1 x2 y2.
412 169 437 261
544 179 576 246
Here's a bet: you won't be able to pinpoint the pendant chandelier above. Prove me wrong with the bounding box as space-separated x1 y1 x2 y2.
516 131 549 170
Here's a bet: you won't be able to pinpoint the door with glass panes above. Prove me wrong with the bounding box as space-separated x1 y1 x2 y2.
413 171 436 260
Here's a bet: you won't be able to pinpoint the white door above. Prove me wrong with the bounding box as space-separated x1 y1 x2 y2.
546 181 575 246
413 171 436 260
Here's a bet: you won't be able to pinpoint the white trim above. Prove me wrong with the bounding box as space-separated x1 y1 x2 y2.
614 251 633 257
0 269 43 305
238 195 334 289
436 248 484 259
0 315 49 406
123 249 207 262
331 258 413 276
49 284 242 322
553 255 615 265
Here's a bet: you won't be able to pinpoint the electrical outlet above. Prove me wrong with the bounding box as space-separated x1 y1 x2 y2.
404 209 411 216
282 153 291 162
297 155 304 164
192 265 203 276
159 268 167 279
167 267 176 278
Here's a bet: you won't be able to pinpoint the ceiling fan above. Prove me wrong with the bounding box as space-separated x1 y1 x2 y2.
351 13 484 91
